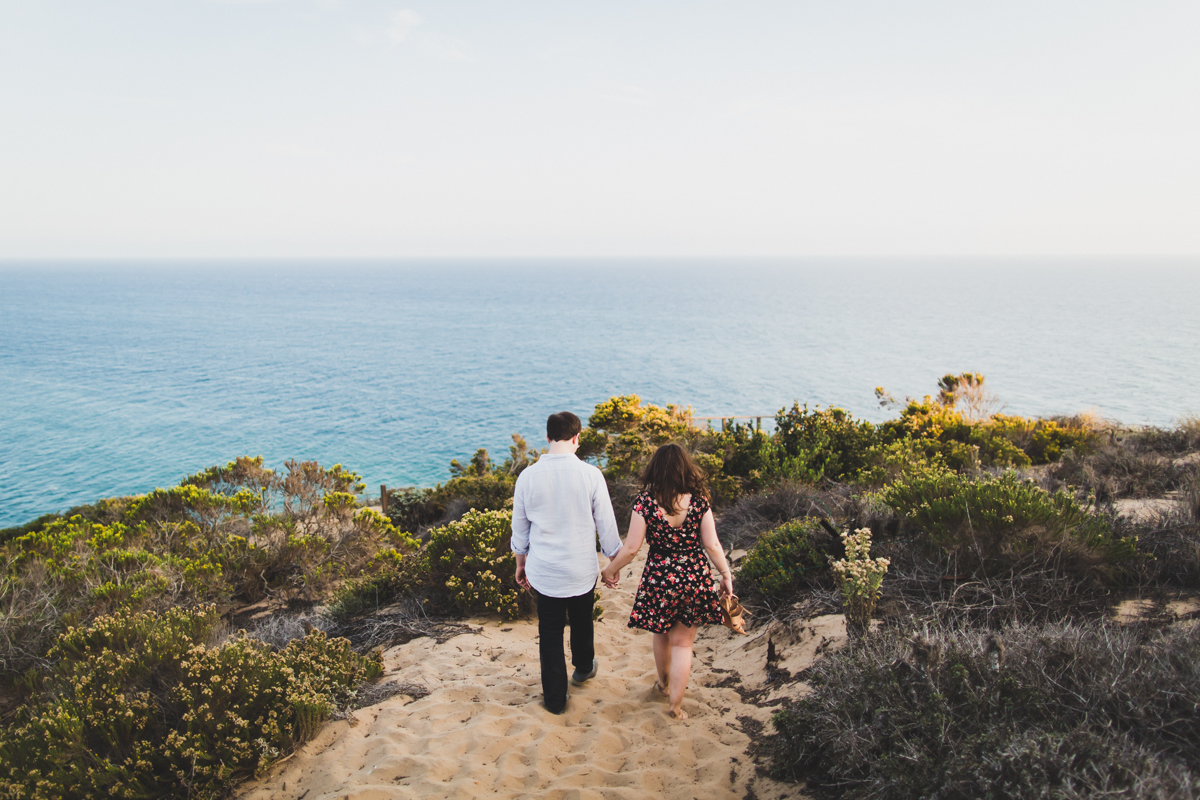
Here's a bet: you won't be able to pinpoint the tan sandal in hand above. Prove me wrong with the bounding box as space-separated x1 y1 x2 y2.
719 594 748 635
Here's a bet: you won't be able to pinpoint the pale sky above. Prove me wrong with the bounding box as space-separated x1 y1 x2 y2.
1 1 1198 257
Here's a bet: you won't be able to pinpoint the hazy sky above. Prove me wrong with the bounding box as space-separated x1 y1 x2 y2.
2 1 1198 257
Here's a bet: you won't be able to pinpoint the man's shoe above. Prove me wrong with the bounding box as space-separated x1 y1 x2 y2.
570 658 599 686
544 692 569 715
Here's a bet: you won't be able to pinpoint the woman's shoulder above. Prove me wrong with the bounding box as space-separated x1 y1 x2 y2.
632 489 655 514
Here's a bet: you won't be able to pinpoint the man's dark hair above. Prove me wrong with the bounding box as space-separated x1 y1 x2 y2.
546 411 582 442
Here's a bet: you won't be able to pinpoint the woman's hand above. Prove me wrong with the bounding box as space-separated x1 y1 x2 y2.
718 571 733 599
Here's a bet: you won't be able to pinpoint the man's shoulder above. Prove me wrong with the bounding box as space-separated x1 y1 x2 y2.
517 456 555 478
577 460 608 495
567 457 604 482
514 456 560 485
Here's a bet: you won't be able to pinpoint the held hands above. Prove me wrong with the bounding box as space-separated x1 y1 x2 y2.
600 565 620 589
600 555 621 588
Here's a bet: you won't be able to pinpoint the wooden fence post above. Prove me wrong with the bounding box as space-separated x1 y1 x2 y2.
380 484 389 515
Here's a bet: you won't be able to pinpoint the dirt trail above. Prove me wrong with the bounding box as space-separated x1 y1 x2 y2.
238 549 837 800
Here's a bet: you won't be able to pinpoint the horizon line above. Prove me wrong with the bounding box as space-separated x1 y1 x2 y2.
2 253 1199 263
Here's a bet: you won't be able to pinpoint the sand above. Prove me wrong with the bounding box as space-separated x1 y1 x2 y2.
1113 497 1181 522
236 548 834 800
1114 595 1200 623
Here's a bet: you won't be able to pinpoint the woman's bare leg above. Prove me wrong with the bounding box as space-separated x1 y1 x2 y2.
651 632 671 694
666 623 699 718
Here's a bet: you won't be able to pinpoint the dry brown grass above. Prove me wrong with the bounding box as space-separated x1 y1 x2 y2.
716 482 892 552
771 620 1200 800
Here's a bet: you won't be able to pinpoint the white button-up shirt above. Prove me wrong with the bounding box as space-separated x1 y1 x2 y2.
510 453 622 598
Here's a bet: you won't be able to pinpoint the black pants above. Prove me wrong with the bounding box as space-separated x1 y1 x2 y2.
535 588 595 713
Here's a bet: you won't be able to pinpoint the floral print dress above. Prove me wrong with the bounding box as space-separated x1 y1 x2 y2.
627 490 724 633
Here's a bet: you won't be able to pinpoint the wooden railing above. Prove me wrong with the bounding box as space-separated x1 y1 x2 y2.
687 415 774 430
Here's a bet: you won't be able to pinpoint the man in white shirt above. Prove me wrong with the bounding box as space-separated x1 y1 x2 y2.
511 411 622 715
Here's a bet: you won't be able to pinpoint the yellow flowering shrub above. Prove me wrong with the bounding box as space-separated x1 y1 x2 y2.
330 508 530 622
988 413 1097 464
0 605 380 800
579 395 694 480
428 509 529 620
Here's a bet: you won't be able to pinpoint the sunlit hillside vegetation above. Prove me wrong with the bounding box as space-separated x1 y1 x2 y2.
2 373 1199 799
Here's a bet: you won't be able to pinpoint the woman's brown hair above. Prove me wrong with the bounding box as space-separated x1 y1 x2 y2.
640 443 709 515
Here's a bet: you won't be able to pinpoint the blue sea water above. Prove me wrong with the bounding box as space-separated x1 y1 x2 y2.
1 258 1198 529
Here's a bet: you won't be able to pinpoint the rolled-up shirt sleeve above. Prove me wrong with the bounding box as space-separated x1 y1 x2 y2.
510 476 531 555
591 475 621 559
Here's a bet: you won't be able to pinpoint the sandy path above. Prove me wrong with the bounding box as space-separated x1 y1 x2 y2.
238 549 834 800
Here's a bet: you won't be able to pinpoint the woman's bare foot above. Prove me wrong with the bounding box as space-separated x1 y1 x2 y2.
653 680 670 697
669 706 689 719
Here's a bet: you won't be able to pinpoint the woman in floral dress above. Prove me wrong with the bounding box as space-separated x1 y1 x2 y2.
601 443 734 719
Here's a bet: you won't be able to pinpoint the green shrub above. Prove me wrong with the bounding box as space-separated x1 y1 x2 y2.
385 486 445 532
712 424 776 487
773 403 880 482
710 422 831 499
578 394 761 503
572 386 1099 509
438 447 519 513
436 472 515 515
325 548 427 622
579 396 878 504
856 437 951 488
771 622 1200 799
875 375 1100 470
880 469 1137 576
0 605 380 800
736 518 828 603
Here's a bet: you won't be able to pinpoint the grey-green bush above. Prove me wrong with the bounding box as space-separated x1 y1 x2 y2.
771 621 1200 800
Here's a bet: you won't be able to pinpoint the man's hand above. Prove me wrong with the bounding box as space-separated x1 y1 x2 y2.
515 563 531 592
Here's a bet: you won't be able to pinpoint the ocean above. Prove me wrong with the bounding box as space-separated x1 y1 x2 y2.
1 258 1197 528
